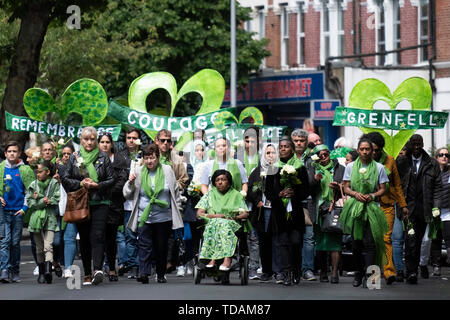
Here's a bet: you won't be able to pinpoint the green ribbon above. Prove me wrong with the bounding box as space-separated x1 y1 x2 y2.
138 164 168 227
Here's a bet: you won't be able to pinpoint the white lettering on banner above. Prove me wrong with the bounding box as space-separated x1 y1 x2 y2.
394 113 404 126
407 113 416 127
38 121 45 134
128 111 139 125
382 112 392 126
195 116 207 130
20 119 27 131
419 114 426 126
27 119 38 132
180 117 192 131
347 112 356 123
67 126 76 138
168 118 177 131
77 127 83 137
429 115 436 126
153 118 164 131
11 118 20 130
210 112 220 124
58 126 66 136
48 123 58 136
357 112 366 124
369 112 377 126
139 114 151 129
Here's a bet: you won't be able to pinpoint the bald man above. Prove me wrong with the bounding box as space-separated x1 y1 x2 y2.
307 133 322 150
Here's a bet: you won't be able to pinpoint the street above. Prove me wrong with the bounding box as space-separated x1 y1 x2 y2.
1 232 450 301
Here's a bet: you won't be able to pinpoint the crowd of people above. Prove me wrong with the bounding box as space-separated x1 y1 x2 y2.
0 124 448 288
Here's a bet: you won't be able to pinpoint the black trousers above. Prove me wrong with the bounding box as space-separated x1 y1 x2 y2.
430 221 450 266
138 221 171 277
105 223 119 271
352 219 376 274
76 205 109 276
404 217 427 276
273 229 303 276
257 230 273 275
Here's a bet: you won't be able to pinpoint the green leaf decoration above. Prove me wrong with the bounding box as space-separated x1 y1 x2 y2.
348 77 432 158
23 78 108 126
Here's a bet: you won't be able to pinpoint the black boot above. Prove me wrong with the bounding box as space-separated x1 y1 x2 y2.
44 261 53 284
353 272 362 287
396 271 404 282
37 263 45 284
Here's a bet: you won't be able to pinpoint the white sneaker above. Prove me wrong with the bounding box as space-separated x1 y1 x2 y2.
257 267 263 274
33 266 39 276
63 269 73 278
186 265 193 275
176 266 186 277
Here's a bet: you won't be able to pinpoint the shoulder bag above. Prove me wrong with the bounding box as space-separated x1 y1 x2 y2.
321 184 345 233
63 186 90 223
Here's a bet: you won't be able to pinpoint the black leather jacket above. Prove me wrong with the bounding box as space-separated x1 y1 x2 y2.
60 151 115 204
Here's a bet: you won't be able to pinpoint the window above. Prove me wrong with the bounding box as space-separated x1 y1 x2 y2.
258 7 265 40
281 4 289 67
393 1 401 64
337 2 345 56
297 2 305 65
377 4 386 65
418 0 429 62
321 0 345 64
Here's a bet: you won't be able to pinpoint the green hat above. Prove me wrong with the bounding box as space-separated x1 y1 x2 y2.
312 144 330 155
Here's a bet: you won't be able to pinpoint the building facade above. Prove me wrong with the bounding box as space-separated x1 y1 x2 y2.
234 0 449 151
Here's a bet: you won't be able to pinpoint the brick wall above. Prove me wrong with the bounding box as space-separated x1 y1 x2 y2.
304 5 320 67
360 4 376 66
265 9 281 69
436 0 450 62
400 0 419 65
289 12 298 67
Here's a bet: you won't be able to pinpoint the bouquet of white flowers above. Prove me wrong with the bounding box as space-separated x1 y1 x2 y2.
187 181 202 199
279 164 301 220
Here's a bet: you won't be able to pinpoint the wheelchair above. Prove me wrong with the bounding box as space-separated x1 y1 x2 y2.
193 219 250 285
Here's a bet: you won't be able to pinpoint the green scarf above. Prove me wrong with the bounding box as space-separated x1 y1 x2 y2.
277 154 303 170
339 158 388 266
0 161 35 197
28 178 51 231
138 164 168 227
244 152 259 177
301 148 310 164
318 161 334 202
160 153 171 166
212 157 242 191
209 186 244 218
79 146 99 183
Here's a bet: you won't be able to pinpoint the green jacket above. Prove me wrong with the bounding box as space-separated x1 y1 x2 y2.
26 179 60 232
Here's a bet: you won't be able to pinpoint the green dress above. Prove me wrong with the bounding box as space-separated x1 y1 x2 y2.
195 188 248 260
314 162 342 252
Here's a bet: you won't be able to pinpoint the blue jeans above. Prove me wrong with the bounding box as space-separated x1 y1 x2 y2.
0 206 5 239
0 211 23 273
117 229 126 266
301 225 315 275
63 223 78 270
124 211 139 268
392 213 404 273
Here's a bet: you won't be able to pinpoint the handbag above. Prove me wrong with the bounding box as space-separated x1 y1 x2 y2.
303 208 313 226
63 187 90 223
321 184 345 233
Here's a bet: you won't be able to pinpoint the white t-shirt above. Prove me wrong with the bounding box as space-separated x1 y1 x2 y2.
200 159 248 186
343 161 389 186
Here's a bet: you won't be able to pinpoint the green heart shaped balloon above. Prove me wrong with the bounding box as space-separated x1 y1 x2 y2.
214 107 264 131
23 78 108 126
348 77 432 158
128 69 225 146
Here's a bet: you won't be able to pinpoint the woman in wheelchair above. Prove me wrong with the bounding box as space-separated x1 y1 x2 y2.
196 169 248 271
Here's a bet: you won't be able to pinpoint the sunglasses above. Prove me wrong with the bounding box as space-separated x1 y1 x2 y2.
438 153 449 159
159 139 172 144
98 132 112 137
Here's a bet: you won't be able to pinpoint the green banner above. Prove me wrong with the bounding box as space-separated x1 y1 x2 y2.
107 99 241 132
333 107 448 130
5 112 122 140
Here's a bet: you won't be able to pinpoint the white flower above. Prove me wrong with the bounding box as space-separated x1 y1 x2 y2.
135 139 142 146
432 209 440 218
260 172 267 178
408 228 415 236
281 164 296 175
32 151 41 159
238 208 246 213
233 140 244 148
5 174 12 181
311 154 319 161
240 190 247 198
58 138 65 145
76 157 84 165
359 168 367 174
